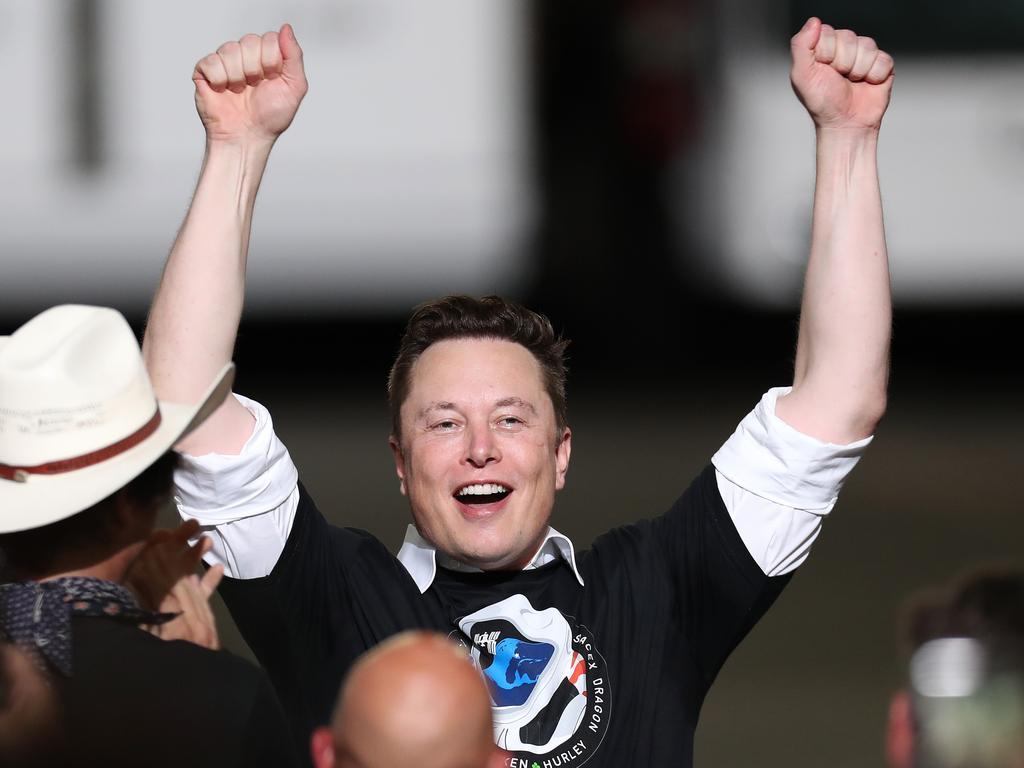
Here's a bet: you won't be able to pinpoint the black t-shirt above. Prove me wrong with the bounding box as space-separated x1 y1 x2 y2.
220 464 789 767
49 615 295 768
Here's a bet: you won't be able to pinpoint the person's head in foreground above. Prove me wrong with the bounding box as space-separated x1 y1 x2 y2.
888 567 1024 768
0 305 231 630
387 296 572 572
311 631 507 768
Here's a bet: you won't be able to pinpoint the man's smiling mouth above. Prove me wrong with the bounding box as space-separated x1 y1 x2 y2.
455 483 513 505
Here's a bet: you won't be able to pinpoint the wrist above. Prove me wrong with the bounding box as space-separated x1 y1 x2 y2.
204 133 276 158
815 123 880 147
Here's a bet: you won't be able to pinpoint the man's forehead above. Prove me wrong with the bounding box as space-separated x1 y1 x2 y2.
408 338 544 386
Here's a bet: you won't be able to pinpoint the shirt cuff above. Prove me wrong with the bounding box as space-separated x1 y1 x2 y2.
173 393 299 524
711 386 872 514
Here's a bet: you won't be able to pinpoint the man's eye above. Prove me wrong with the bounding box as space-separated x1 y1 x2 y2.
433 420 458 431
498 416 524 428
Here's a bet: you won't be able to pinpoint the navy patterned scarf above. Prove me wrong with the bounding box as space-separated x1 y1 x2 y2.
0 577 175 677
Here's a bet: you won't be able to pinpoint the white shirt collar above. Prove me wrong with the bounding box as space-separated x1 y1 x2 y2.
396 524 585 594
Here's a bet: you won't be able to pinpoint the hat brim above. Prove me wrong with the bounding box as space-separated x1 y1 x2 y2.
0 363 235 534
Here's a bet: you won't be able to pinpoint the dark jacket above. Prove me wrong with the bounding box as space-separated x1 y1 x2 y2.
46 615 296 768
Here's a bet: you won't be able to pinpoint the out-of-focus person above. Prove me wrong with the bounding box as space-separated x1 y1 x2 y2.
0 305 295 768
0 643 58 768
887 568 1024 768
310 631 507 768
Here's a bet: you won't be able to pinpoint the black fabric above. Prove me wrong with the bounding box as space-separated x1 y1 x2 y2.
220 466 790 768
42 615 296 768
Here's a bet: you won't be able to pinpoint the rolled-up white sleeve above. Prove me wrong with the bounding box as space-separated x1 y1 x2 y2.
712 386 872 577
174 393 299 579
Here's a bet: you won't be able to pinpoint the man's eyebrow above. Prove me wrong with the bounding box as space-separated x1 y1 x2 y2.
494 397 538 415
417 401 458 419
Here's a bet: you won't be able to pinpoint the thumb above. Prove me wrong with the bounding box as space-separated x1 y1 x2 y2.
278 23 304 78
200 563 225 597
790 17 822 66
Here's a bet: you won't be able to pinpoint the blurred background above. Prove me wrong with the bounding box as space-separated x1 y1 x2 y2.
2 1 1022 765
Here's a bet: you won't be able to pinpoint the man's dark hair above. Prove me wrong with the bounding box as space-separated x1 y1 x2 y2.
387 296 569 440
902 567 1024 662
0 451 180 580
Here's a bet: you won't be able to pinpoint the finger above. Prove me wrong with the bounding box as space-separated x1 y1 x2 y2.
831 29 858 75
185 575 218 650
790 17 822 69
278 23 305 81
174 577 205 642
175 535 210 573
848 36 879 82
261 31 282 79
200 563 225 597
216 41 247 94
813 24 837 63
194 53 229 92
239 33 264 85
171 518 201 544
865 50 894 85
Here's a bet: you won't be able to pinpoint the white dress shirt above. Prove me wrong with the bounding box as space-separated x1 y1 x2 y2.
175 387 871 585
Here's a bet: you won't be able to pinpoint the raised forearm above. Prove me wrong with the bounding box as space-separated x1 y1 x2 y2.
776 19 893 444
143 26 306 455
144 139 272 401
786 128 891 440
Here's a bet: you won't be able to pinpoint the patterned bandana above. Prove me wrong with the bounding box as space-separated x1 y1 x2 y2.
0 577 176 677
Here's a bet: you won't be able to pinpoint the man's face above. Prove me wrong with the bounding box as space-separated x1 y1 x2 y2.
389 338 571 570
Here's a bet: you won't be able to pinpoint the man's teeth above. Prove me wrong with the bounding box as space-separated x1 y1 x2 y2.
457 483 509 496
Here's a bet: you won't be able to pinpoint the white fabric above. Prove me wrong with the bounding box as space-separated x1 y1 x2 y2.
712 386 872 576
174 394 298 579
397 524 585 594
173 388 871 582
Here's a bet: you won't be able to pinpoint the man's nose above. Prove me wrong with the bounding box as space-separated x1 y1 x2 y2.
463 424 500 468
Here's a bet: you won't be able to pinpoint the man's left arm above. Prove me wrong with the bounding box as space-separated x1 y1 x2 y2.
708 19 894 583
776 17 894 442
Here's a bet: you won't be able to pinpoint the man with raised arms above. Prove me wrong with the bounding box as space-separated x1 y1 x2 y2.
144 18 894 767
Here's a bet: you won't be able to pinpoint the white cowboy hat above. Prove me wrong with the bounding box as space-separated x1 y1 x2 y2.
0 305 233 533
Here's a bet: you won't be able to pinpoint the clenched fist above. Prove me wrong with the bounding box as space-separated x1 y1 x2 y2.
193 23 308 143
790 17 894 132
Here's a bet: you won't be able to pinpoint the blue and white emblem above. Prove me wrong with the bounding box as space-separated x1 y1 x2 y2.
459 594 611 765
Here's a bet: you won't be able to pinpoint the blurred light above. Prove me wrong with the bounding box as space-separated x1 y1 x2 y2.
911 638 986 698
0 0 533 315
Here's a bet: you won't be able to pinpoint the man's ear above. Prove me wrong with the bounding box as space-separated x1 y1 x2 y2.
554 427 572 491
886 689 914 768
310 726 335 768
388 435 407 496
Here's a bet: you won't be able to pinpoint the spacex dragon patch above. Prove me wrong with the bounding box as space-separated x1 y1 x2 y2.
459 594 611 766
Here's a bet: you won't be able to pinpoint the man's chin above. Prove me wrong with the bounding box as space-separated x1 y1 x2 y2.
450 536 542 572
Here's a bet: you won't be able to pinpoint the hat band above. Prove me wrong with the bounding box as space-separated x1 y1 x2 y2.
0 409 163 483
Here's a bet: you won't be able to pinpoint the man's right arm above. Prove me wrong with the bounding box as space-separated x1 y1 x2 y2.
143 25 307 457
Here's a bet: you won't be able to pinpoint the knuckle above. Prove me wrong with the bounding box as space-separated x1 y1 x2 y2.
240 33 260 45
860 36 878 50
217 40 240 55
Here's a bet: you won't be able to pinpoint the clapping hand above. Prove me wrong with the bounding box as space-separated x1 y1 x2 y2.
126 519 225 650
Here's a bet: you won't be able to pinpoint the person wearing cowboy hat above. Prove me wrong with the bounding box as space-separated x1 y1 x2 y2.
0 305 296 767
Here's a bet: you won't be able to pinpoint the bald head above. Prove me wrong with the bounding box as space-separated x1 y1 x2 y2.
323 632 499 768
